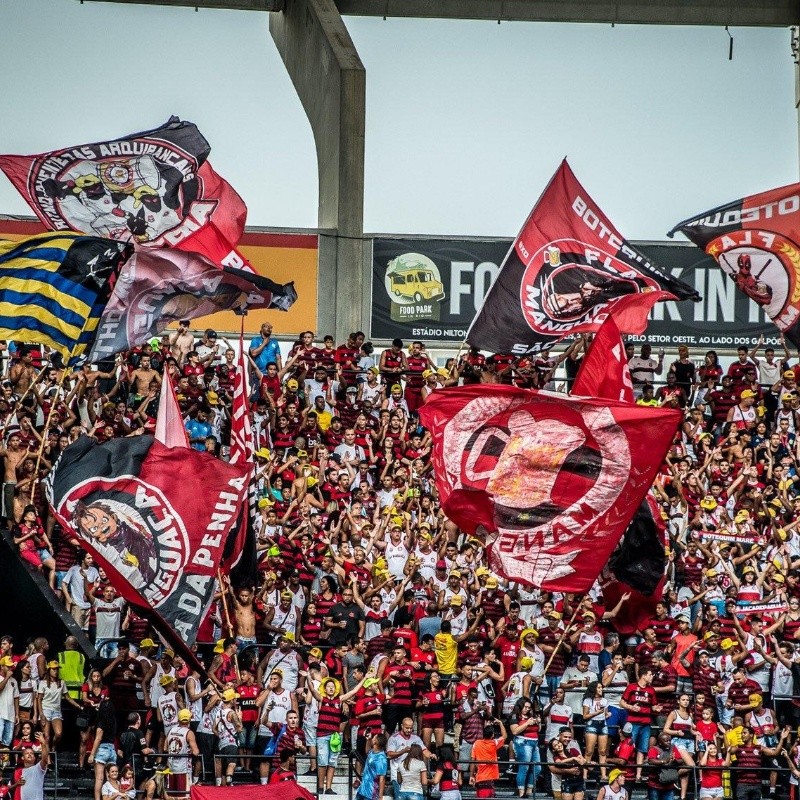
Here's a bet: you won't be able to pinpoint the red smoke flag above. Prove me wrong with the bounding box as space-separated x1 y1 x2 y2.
670 180 800 348
0 117 251 270
467 160 698 354
155 368 189 449
571 316 634 403
419 385 681 592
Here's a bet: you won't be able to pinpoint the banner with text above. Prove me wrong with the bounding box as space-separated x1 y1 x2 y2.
371 238 775 348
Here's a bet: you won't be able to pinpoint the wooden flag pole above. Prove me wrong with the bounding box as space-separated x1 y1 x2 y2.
541 602 583 677
217 569 241 681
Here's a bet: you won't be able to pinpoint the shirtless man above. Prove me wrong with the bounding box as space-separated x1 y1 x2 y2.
168 321 195 367
9 350 37 395
130 354 162 400
0 432 29 526
230 584 260 654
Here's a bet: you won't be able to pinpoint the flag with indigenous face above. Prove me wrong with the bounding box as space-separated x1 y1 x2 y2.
419 385 681 592
0 232 129 362
467 160 699 355
0 117 250 269
46 435 249 657
670 181 800 348
89 246 296 361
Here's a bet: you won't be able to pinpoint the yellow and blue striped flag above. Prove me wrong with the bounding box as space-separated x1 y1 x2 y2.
0 232 130 362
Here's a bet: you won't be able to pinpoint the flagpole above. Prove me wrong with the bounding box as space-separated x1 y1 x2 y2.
217 569 241 681
0 364 50 439
30 337 91 505
541 602 582 677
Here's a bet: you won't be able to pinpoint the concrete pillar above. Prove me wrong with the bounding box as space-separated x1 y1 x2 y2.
270 0 366 341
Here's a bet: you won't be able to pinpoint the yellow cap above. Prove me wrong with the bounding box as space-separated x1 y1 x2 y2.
521 627 539 640
449 595 463 607
178 709 192 722
519 657 533 671
159 674 176 687
608 768 623 784
222 689 237 702
486 577 499 589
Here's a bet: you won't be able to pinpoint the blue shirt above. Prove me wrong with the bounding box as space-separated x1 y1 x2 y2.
358 750 388 800
185 418 211 451
249 335 281 372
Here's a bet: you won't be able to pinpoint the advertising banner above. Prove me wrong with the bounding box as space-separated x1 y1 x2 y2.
371 237 776 348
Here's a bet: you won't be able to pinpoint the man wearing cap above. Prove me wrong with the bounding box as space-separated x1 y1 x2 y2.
597 767 627 800
669 613 698 695
157 672 185 740
0 656 17 751
209 638 239 691
166 707 200 794
257 633 303 692
727 388 758 431
214 688 242 787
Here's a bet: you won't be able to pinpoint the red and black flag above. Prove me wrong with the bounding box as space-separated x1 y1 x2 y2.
90 246 296 361
418 385 681 592
0 117 250 269
670 180 800 347
45 435 249 657
467 160 699 354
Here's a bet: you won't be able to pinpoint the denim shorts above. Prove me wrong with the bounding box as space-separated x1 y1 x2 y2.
317 734 340 768
673 736 695 754
630 723 651 754
95 742 117 765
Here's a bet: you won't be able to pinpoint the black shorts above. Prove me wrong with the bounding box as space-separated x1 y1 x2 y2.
217 744 239 769
561 776 585 793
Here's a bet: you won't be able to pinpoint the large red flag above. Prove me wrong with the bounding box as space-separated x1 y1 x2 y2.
0 117 251 270
571 316 634 403
467 160 698 355
419 385 681 591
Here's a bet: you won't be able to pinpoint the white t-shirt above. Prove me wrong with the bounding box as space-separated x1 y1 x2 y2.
19 762 46 800
0 676 18 722
397 758 427 794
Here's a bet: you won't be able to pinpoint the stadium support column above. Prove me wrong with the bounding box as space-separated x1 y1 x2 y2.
270 0 366 341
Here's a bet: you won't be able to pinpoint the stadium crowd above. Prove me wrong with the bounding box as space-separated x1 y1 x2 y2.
3 325 800 800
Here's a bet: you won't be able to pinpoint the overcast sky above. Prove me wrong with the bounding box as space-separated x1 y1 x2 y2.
0 1 796 241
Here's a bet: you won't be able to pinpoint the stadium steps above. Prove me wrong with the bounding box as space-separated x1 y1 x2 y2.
0 530 96 658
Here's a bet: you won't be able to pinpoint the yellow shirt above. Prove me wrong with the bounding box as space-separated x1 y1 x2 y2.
434 632 458 675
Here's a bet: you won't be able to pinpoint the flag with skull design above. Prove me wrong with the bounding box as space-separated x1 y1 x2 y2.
419 385 681 592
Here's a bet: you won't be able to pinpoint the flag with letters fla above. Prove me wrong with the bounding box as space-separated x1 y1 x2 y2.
467 159 699 355
0 116 250 270
0 232 129 362
670 180 800 349
45 435 250 661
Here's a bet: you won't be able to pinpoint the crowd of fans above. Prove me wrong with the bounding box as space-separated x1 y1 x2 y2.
3 325 800 800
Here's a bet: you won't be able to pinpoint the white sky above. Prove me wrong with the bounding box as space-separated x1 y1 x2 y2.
0 1 797 241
